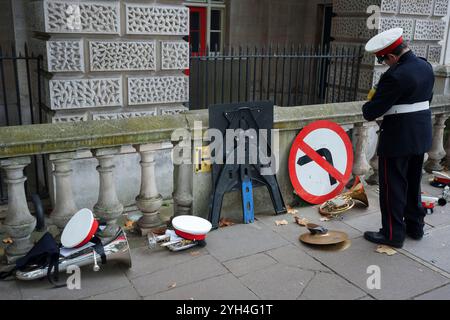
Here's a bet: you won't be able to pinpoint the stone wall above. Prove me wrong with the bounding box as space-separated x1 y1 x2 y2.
29 0 189 123
332 0 450 97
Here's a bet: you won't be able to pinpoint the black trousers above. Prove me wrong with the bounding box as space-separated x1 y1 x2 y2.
378 154 426 242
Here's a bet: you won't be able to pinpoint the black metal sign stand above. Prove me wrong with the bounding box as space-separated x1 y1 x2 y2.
208 101 286 229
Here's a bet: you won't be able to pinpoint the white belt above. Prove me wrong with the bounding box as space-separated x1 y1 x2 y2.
383 101 429 116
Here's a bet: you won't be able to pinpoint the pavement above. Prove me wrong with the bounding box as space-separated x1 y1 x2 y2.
1 174 450 300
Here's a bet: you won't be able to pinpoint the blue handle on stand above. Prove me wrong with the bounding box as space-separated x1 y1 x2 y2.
242 178 254 224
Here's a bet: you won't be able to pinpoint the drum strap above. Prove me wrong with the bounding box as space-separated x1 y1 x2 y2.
91 235 107 265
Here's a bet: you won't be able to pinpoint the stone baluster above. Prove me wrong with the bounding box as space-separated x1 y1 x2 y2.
49 152 78 232
134 144 164 235
444 116 450 168
352 123 371 179
0 157 36 264
425 115 447 173
366 121 381 185
92 147 123 239
172 140 193 217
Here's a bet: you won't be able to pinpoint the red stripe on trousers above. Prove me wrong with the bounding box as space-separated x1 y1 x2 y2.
384 158 393 240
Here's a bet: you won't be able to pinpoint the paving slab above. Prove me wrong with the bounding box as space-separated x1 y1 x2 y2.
146 273 259 300
402 225 450 274
266 245 331 272
414 283 450 300
0 278 22 300
125 245 208 280
344 211 433 233
205 222 289 262
131 255 228 297
424 207 450 228
239 264 315 300
300 237 449 300
298 271 367 300
18 264 131 300
223 253 277 277
256 211 362 253
85 285 141 300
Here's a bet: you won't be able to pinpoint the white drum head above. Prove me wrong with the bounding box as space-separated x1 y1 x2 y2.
61 208 95 248
172 215 212 235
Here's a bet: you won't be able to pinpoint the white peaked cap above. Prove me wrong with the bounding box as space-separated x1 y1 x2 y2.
365 28 404 56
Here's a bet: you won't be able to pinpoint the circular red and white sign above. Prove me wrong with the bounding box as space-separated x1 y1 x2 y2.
288 120 353 204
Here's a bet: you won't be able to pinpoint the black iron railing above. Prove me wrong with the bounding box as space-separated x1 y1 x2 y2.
189 44 363 110
0 43 47 205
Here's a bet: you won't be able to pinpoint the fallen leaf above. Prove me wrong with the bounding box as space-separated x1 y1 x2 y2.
219 218 235 228
294 216 309 226
286 205 298 215
190 251 201 257
2 237 13 244
168 282 177 289
275 219 288 226
124 219 135 230
320 217 330 222
375 245 397 256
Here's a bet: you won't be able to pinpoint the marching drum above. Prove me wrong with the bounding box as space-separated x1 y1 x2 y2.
61 208 99 248
148 215 212 251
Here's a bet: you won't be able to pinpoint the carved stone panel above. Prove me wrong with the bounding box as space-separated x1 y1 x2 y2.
128 76 189 105
331 17 377 40
52 113 88 123
49 78 123 110
381 0 400 13
414 20 446 40
434 0 449 16
161 41 189 70
159 105 188 115
428 45 442 64
126 4 189 35
409 44 429 58
44 0 120 34
46 40 84 72
380 17 414 40
90 41 156 71
400 0 433 15
92 110 157 121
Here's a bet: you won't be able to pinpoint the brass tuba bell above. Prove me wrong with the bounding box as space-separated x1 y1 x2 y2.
319 176 369 218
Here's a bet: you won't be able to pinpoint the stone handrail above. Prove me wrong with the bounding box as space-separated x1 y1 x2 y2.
3 95 450 159
1 97 449 263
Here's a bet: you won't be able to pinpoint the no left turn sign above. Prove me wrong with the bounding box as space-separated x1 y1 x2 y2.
288 120 354 204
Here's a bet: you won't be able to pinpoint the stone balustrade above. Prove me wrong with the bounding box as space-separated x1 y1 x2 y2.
1 97 450 263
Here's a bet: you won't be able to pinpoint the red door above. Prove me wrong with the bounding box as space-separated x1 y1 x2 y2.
189 7 207 56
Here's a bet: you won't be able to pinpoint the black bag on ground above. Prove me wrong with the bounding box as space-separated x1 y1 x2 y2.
0 232 61 286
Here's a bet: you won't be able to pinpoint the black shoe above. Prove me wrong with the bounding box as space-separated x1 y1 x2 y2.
406 230 423 240
364 231 403 248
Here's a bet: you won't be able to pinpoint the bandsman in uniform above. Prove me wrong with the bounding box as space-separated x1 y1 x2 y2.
362 28 434 248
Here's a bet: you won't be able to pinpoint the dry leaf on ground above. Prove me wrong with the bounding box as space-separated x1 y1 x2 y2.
2 237 13 244
275 219 288 226
375 245 397 256
190 251 201 257
168 282 177 289
320 217 330 222
286 205 298 215
294 216 309 226
219 218 235 228
124 219 135 230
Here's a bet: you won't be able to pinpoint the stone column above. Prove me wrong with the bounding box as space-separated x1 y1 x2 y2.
134 144 164 235
172 141 193 217
352 123 371 179
445 121 450 167
425 115 448 173
0 157 36 264
366 122 381 185
92 147 123 239
49 152 78 231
